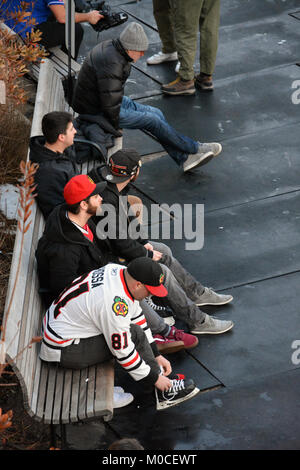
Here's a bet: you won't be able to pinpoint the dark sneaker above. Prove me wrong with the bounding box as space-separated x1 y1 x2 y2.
154 334 185 354
145 297 175 326
165 326 198 349
168 372 185 380
162 77 196 96
195 73 214 91
155 378 200 410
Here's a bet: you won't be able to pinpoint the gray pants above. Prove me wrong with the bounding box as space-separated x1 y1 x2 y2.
145 241 206 329
59 324 161 383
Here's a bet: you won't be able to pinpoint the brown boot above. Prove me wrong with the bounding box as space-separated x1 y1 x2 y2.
162 77 195 96
195 73 214 91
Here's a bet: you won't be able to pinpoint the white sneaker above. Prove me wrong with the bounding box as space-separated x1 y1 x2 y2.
113 391 134 408
147 51 178 65
175 61 180 73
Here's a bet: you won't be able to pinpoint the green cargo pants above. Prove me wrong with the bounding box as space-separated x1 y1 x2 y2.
153 0 220 80
152 0 176 54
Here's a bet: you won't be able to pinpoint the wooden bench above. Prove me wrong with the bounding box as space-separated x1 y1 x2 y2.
1 58 122 446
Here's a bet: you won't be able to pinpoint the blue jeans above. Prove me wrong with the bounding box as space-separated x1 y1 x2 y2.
119 96 198 166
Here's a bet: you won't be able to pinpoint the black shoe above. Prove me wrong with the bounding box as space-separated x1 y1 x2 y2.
155 378 199 411
145 297 175 326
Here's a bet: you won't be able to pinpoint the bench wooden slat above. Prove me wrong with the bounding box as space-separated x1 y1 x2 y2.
95 361 114 422
78 368 89 421
29 355 42 418
16 210 43 367
18 282 42 407
4 203 39 363
35 361 49 421
70 369 81 423
86 366 96 419
44 365 58 424
52 369 65 424
61 369 73 424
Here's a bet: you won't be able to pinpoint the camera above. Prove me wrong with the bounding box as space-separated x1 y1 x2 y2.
74 0 128 32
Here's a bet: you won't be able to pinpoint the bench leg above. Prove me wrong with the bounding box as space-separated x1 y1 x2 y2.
50 423 67 449
60 423 67 449
50 424 57 448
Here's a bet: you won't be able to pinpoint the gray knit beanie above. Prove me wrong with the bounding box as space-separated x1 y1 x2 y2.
119 22 149 52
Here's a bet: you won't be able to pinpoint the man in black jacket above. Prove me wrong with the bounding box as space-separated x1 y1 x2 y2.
72 22 223 173
30 111 119 219
98 149 235 336
35 174 112 302
30 111 80 219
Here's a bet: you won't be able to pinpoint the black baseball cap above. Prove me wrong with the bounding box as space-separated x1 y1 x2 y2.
100 149 142 183
127 257 168 297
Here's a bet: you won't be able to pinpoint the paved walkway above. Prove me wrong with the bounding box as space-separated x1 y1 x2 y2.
66 0 300 450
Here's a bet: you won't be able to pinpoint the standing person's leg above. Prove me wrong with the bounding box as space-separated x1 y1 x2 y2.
199 0 220 75
152 0 176 54
195 0 220 91
174 0 203 81
161 0 202 95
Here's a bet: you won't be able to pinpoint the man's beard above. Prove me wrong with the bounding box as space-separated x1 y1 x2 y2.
87 203 101 216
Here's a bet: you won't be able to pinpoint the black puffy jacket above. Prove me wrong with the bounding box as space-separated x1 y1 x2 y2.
72 39 132 130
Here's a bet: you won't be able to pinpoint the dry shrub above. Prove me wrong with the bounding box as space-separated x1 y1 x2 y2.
0 1 47 105
0 106 30 185
0 212 16 325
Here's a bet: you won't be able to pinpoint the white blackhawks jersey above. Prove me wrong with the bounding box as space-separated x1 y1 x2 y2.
40 264 154 382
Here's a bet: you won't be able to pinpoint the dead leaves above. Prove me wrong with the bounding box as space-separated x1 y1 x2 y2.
17 161 38 235
0 1 47 105
0 408 13 432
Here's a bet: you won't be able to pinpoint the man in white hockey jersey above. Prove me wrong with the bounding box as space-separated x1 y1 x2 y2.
40 257 199 410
